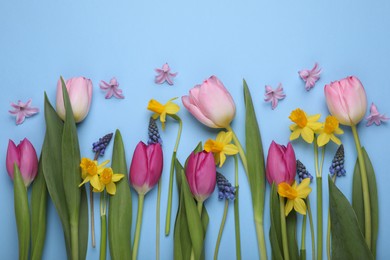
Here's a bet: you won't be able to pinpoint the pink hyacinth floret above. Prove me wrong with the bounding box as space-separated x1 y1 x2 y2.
99 77 124 99
366 103 389 126
9 99 39 125
264 83 286 109
155 63 178 85
299 63 321 91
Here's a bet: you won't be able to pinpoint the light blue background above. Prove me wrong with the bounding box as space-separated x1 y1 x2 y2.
1 0 390 259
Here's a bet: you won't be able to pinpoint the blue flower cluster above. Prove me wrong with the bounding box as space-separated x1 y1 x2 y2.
296 160 313 183
92 133 113 156
148 117 163 145
329 145 346 177
216 172 235 201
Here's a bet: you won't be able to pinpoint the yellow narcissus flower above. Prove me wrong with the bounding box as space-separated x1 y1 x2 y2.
79 158 109 191
204 131 239 167
95 167 124 195
278 178 312 216
317 115 344 147
289 108 322 143
147 98 180 129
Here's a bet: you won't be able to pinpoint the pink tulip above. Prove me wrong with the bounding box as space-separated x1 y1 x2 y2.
324 76 367 126
129 142 163 195
185 151 216 202
56 76 93 123
6 138 39 187
182 75 236 128
266 141 296 185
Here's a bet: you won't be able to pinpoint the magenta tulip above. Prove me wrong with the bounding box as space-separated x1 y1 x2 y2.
324 76 367 126
182 75 236 128
185 151 216 202
266 141 296 185
6 138 38 187
56 76 93 123
129 142 163 195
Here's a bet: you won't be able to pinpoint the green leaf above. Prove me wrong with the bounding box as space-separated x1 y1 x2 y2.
13 164 30 260
200 206 209 260
328 176 373 260
108 130 132 260
299 249 306 260
269 184 283 260
78 186 88 259
42 93 71 257
31 155 47 260
352 147 378 257
286 212 299 260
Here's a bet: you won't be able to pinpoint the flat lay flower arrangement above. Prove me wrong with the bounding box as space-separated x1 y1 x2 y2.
5 61 388 260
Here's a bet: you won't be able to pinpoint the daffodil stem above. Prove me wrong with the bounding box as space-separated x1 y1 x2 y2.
214 200 229 260
306 198 315 260
351 125 371 249
319 146 326 177
326 175 336 260
100 191 107 260
316 177 323 260
226 125 248 178
301 213 307 252
165 116 182 236
279 197 290 260
133 194 145 260
234 155 242 260
90 152 99 249
314 141 320 177
156 180 161 260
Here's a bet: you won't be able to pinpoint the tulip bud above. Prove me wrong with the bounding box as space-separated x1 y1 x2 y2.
324 76 367 126
185 151 216 202
266 141 296 185
129 142 163 195
182 75 236 128
6 138 39 187
56 76 93 123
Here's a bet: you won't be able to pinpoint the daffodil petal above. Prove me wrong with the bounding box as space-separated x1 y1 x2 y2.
330 135 341 145
90 175 102 190
106 182 117 195
164 103 180 115
160 112 167 123
294 198 307 215
333 127 344 135
112 173 125 182
223 144 239 155
79 176 91 187
301 127 314 143
290 129 301 141
307 114 321 122
285 199 294 216
289 124 298 131
219 152 227 167
317 133 330 147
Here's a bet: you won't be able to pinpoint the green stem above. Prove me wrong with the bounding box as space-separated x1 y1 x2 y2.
319 146 326 177
301 214 307 252
90 152 99 249
316 177 323 260
156 180 161 260
306 198 315 260
133 194 145 260
70 221 79 260
165 115 182 236
100 191 107 260
189 201 204 260
279 197 290 260
214 200 229 260
314 141 320 177
326 175 337 260
225 125 248 177
254 221 267 260
233 155 242 260
351 125 371 249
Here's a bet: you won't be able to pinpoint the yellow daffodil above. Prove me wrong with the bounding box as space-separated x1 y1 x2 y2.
95 167 124 195
317 115 344 147
79 158 109 191
147 98 180 129
278 178 312 216
289 108 322 143
204 131 239 167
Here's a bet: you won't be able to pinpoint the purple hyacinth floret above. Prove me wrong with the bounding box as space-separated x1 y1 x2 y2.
216 172 235 201
329 145 346 177
92 133 113 156
148 117 163 145
296 160 313 183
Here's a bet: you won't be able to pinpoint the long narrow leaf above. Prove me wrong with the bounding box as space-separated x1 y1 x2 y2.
270 184 283 260
108 130 132 260
286 212 299 260
78 187 88 259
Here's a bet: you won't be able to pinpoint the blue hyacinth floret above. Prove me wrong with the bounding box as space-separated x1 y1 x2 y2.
296 160 313 183
148 117 163 145
92 133 113 156
329 144 346 177
216 172 235 201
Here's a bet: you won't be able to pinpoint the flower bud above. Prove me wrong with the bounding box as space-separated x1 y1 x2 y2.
266 141 296 185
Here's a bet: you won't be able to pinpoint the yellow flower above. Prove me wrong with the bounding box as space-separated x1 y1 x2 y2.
79 158 109 191
278 178 312 216
289 108 322 143
204 131 239 167
317 115 344 147
95 167 125 195
147 98 180 129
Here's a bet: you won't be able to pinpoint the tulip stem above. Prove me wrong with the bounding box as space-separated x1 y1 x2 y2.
214 200 229 260
301 212 307 253
234 155 242 260
316 177 323 260
351 125 371 249
226 125 248 178
306 197 315 260
165 115 182 236
156 180 161 260
326 175 337 260
99 191 107 260
279 197 290 260
133 194 145 260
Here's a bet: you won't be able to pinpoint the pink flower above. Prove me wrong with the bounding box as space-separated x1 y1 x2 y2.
266 141 296 185
264 83 286 109
366 103 389 126
6 138 39 187
182 75 236 128
155 63 178 85
129 142 163 195
324 76 367 126
299 63 321 91
99 77 124 99
185 151 216 202
9 99 39 125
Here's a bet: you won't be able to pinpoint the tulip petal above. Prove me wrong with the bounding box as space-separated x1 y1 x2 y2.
182 96 218 128
6 140 19 179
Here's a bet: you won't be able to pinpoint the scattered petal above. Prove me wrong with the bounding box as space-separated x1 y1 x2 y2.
154 63 178 85
366 103 389 126
264 83 286 109
99 77 125 99
299 63 321 91
9 99 39 125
